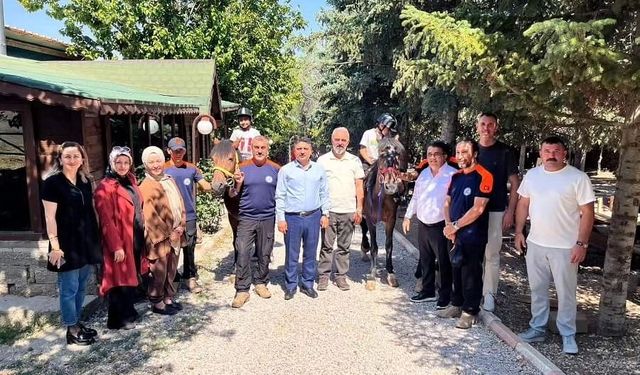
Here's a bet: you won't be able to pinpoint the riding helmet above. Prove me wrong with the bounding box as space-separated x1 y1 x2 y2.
376 113 397 130
237 107 253 120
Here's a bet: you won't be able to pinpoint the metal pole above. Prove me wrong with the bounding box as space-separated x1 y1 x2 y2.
0 0 7 55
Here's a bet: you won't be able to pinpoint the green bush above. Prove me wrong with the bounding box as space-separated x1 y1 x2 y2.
196 159 224 234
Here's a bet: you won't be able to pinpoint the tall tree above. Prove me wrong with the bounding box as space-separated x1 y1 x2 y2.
19 0 305 141
398 1 640 335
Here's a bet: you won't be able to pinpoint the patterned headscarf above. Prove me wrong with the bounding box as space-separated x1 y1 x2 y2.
108 146 133 170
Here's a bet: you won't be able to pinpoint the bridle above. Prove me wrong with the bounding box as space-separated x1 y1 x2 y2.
212 152 239 187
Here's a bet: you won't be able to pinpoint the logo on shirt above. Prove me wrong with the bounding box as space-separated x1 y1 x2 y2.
183 179 191 186
265 176 274 184
463 187 472 196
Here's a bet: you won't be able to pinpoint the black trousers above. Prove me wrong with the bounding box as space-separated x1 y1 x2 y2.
417 220 452 304
107 286 138 329
451 242 486 315
234 217 275 292
181 220 198 279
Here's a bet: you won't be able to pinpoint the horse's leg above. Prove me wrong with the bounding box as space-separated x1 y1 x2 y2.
365 219 378 291
385 217 399 287
360 220 371 253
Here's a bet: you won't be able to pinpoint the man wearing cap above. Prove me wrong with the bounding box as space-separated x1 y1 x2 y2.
231 107 261 162
164 137 212 293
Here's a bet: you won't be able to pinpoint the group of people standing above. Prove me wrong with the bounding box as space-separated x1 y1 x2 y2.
42 136 211 345
41 107 595 356
403 112 594 355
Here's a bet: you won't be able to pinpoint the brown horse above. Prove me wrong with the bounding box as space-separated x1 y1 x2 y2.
210 140 241 267
362 137 408 290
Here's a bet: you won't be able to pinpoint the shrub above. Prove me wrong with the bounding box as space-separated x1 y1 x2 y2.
196 158 224 233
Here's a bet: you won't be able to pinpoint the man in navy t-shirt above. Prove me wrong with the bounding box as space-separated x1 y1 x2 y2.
438 139 493 329
230 136 280 308
164 137 212 294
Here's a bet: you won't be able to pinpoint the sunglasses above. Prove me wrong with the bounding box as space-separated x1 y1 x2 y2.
112 146 131 153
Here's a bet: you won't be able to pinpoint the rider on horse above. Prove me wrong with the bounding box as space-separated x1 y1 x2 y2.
359 113 398 174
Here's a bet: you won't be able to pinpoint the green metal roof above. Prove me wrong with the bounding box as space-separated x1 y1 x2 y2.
0 55 237 115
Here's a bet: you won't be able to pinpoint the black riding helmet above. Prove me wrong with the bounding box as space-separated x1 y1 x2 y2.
376 113 397 132
237 107 253 120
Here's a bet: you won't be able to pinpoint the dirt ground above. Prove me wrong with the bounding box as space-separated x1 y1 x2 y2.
395 204 640 375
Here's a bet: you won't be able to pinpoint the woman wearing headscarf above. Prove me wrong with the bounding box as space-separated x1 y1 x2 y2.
41 141 101 345
139 146 186 315
94 146 144 329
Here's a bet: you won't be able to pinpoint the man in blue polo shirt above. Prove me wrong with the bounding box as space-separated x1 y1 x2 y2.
230 136 280 308
276 137 330 300
438 139 493 329
164 137 212 294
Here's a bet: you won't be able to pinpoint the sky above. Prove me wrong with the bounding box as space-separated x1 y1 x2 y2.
3 0 326 42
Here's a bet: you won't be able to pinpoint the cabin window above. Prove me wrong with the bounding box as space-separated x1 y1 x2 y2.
0 111 29 231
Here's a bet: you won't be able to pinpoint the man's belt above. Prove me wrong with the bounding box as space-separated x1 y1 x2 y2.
285 207 320 217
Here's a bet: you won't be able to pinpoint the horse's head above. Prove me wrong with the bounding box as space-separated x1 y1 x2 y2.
376 137 407 195
209 140 238 197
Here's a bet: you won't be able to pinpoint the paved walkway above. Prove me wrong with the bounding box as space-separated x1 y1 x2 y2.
0 221 536 375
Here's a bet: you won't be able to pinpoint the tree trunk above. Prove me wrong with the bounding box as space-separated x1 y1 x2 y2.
598 146 603 174
599 107 640 336
519 145 526 173
579 149 587 171
440 99 459 145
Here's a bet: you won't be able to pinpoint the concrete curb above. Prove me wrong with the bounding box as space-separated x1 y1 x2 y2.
392 228 565 375
0 294 104 329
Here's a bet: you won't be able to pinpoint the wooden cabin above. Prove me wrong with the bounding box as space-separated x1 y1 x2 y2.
0 55 238 295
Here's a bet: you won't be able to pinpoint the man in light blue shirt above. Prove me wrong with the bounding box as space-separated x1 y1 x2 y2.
276 137 330 300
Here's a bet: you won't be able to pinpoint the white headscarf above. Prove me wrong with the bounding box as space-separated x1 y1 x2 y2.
141 146 165 167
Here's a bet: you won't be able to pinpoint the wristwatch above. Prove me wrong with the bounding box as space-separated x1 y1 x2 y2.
576 241 588 249
452 221 460 230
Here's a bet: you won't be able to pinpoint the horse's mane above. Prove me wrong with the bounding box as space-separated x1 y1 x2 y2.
210 139 236 163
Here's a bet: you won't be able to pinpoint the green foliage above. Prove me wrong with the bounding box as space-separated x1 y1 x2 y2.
19 0 305 138
195 159 223 234
395 2 640 153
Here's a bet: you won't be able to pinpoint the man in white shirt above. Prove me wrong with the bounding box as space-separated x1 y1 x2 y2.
230 107 261 162
317 127 365 291
515 136 595 355
403 141 457 308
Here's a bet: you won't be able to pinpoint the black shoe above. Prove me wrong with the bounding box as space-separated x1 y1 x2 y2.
300 286 318 299
436 301 450 310
284 289 295 300
66 329 95 345
107 321 136 330
152 306 179 316
410 292 438 303
78 323 98 337
166 301 183 311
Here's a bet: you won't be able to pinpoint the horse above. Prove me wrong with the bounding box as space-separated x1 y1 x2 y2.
209 140 241 274
362 137 408 290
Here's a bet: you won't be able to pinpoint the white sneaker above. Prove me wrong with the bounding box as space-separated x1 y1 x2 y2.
562 335 578 354
482 293 495 312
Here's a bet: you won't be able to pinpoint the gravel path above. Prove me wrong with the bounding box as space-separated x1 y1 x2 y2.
0 220 536 375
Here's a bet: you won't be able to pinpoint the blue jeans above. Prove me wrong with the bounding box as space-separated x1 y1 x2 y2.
57 264 92 327
284 210 321 291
